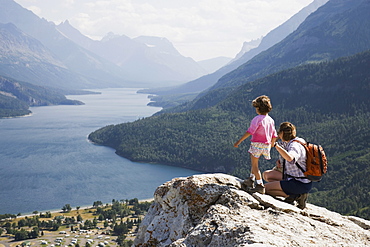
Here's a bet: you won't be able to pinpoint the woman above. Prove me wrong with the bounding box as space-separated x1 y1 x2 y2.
264 122 312 209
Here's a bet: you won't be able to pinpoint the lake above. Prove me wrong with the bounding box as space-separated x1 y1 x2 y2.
0 88 200 215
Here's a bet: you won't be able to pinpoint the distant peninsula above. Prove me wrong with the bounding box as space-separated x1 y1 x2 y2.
0 76 89 118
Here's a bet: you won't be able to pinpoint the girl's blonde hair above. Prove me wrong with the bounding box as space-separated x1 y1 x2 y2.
278 122 296 141
252 95 272 114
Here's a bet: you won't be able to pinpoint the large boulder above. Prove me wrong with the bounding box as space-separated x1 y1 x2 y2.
134 173 370 246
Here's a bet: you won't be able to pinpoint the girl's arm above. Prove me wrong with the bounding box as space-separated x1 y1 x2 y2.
271 137 277 148
234 132 251 147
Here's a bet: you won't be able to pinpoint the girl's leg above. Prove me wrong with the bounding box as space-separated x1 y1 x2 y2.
250 154 262 181
265 181 288 197
247 154 265 193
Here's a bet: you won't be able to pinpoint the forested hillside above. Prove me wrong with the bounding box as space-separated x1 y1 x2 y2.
0 76 83 118
89 50 370 219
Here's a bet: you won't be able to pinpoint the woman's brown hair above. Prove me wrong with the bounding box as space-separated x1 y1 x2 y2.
279 122 296 141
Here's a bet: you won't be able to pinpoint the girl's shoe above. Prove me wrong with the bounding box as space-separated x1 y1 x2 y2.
244 177 255 188
241 177 255 191
247 183 265 194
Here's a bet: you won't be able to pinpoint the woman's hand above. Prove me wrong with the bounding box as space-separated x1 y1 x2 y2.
276 159 282 168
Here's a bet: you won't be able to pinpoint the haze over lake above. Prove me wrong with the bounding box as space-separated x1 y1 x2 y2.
0 88 200 215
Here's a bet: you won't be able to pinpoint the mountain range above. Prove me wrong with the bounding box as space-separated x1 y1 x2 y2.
141 0 329 108
0 0 128 89
88 0 370 220
0 0 227 116
198 56 233 74
1 0 369 221
0 22 97 90
170 0 369 113
56 21 207 85
0 0 209 90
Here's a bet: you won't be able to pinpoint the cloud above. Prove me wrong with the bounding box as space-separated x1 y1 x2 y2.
14 0 313 60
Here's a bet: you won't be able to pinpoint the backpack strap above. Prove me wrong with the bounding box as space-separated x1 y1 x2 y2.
295 161 306 174
284 161 306 179
292 140 307 168
282 161 306 180
290 139 307 178
292 139 306 147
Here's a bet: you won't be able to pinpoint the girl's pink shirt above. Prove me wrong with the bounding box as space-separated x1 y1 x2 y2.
247 114 278 144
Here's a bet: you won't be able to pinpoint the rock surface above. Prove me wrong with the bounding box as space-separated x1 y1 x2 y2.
134 173 370 247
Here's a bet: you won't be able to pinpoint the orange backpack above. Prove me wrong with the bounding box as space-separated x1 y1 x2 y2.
293 140 328 182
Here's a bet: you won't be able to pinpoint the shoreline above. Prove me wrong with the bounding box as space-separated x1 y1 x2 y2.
15 198 155 218
0 112 33 119
0 88 176 217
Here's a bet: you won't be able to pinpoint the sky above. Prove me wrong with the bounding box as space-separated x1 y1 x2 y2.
14 0 313 61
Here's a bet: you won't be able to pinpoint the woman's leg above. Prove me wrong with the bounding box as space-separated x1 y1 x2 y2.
263 170 283 182
265 181 288 197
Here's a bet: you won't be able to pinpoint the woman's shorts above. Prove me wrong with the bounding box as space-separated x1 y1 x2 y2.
248 142 271 159
280 179 312 195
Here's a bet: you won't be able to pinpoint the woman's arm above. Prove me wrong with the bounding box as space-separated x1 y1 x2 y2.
275 143 295 162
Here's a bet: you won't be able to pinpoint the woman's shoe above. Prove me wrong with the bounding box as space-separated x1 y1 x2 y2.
284 194 298 205
296 193 308 209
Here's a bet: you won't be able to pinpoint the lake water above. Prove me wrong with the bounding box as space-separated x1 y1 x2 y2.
0 88 200 215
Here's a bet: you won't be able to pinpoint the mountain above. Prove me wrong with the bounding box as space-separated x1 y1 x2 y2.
89 49 370 172
89 0 370 220
88 48 370 219
0 75 83 118
198 56 233 74
133 36 207 83
180 0 369 112
230 0 330 66
142 0 328 107
56 21 207 85
0 0 129 89
0 23 96 89
231 38 262 61
134 174 370 246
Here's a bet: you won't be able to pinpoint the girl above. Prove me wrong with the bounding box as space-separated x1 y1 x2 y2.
234 95 277 194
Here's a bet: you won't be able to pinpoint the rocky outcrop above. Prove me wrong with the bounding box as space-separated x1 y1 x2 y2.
134 173 370 247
